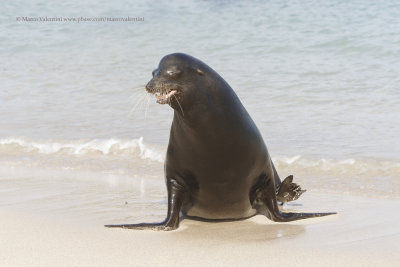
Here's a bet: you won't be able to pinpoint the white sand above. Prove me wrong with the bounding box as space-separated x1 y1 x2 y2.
1 193 399 267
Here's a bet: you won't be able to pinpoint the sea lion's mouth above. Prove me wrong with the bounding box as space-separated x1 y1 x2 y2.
145 81 182 109
154 89 178 104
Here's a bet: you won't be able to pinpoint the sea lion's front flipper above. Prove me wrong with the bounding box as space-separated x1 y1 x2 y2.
253 176 336 222
276 175 306 203
105 178 187 231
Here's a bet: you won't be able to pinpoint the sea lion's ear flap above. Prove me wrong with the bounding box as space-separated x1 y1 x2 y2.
196 68 204 76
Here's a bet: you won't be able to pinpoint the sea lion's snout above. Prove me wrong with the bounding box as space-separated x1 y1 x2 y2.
145 79 156 94
145 77 182 106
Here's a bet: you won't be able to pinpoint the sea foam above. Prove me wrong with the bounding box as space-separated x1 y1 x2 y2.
0 137 165 162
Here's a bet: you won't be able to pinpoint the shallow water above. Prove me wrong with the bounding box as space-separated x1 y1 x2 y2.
1 0 399 219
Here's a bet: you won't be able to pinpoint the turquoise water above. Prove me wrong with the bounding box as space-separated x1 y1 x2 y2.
0 0 399 220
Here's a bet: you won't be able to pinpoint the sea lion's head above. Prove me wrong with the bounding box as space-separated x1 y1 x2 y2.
145 53 208 114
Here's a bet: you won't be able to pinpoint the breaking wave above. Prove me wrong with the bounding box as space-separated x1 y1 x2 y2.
1 137 399 179
273 154 400 179
0 137 165 162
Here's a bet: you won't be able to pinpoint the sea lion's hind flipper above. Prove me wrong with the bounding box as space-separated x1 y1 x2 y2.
252 176 336 222
105 178 187 231
276 175 306 203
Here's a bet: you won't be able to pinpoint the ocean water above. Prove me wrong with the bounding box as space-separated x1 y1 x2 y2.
1 0 399 223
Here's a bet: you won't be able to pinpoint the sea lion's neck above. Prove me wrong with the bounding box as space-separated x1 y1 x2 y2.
170 92 253 146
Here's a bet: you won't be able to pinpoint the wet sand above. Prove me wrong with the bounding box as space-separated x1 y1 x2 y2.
1 193 399 266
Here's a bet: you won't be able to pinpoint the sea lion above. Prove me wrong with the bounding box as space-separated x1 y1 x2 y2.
105 53 335 230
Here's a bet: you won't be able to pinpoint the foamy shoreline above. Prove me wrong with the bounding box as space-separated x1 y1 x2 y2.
1 136 399 201
1 193 399 266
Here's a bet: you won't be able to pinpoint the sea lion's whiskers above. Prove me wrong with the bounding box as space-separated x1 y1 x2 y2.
129 93 145 115
173 94 184 117
144 93 151 119
128 86 145 101
129 87 148 117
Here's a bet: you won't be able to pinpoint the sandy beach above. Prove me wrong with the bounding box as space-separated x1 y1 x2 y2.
1 192 399 266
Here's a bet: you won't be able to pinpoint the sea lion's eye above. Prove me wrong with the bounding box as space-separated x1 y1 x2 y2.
152 69 157 77
167 69 182 78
